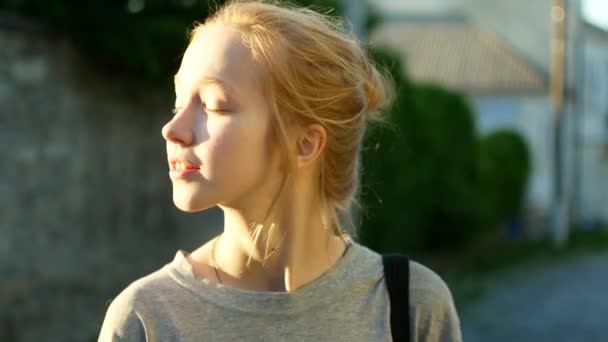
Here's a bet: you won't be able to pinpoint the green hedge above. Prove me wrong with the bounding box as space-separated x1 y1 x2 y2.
359 49 531 254
360 48 481 254
477 129 531 230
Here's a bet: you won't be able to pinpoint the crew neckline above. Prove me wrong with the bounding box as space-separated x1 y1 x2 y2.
165 238 364 314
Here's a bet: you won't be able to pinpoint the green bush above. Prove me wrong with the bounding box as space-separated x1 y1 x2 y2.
359 48 481 254
477 129 531 231
359 49 532 254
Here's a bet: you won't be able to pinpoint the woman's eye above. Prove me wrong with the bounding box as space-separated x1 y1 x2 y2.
203 103 228 113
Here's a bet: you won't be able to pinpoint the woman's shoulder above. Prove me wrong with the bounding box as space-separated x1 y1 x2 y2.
407 260 463 341
102 262 178 323
98 267 173 341
408 260 454 307
114 264 176 303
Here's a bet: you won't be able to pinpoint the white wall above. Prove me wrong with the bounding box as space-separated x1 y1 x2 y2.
576 35 608 225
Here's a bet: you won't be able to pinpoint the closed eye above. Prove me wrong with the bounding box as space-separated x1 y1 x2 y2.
203 103 229 113
170 105 229 115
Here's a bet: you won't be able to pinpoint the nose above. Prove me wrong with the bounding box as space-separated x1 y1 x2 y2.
162 107 194 146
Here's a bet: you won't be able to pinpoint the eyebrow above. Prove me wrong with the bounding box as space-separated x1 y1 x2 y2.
174 74 239 106
174 74 235 92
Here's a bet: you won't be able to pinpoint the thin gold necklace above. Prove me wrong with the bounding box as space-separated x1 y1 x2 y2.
211 235 223 285
210 234 350 287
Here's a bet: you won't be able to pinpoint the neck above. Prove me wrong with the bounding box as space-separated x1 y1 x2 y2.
214 186 349 292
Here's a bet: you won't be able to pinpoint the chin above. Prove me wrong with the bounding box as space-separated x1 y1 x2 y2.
172 192 215 212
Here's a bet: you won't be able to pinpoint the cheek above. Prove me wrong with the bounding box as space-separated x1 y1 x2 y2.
206 120 270 179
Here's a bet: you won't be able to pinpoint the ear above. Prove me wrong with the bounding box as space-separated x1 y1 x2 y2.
296 123 327 168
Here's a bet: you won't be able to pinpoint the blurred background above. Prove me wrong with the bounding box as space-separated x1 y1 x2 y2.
1 0 607 341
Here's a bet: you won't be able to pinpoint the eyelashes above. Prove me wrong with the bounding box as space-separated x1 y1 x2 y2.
170 105 228 116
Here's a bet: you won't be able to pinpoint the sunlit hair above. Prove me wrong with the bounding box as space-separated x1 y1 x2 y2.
189 0 393 264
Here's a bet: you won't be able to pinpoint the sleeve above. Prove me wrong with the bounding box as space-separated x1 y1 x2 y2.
98 288 147 342
409 261 462 342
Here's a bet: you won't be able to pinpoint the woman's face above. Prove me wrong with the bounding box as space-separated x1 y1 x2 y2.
162 23 280 212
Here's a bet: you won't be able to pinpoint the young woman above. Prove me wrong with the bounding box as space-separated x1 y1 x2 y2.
99 1 461 341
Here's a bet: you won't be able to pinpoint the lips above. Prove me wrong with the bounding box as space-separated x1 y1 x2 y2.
169 160 200 171
168 158 201 179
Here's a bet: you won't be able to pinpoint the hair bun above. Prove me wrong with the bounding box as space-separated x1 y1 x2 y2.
361 59 394 123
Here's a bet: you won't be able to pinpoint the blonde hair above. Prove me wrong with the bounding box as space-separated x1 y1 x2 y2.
190 0 393 264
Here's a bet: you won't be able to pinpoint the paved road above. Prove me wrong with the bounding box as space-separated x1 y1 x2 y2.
460 251 608 341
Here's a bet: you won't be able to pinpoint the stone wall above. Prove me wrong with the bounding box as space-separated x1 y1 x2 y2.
0 14 221 341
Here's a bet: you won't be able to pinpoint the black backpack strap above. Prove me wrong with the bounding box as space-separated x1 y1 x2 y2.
382 254 411 342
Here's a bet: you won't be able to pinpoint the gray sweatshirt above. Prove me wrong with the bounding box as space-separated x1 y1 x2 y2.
98 241 462 341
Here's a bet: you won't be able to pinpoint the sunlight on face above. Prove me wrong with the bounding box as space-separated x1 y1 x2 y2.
161 24 278 212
